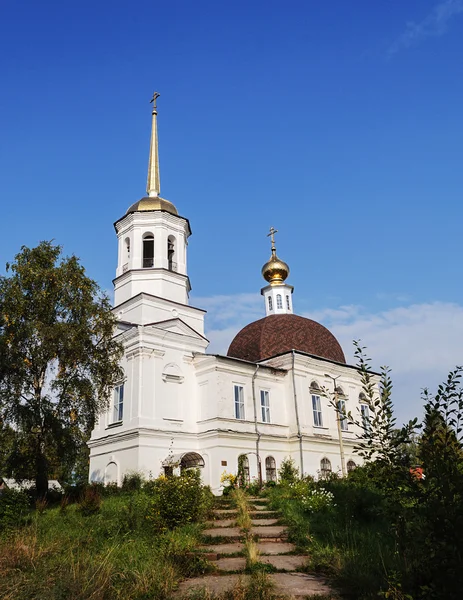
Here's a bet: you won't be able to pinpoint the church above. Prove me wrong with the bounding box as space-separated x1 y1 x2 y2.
88 96 370 494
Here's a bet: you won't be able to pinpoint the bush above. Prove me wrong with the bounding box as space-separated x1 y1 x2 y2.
278 457 299 484
78 485 101 516
147 470 214 529
300 487 336 513
0 489 30 529
122 471 144 492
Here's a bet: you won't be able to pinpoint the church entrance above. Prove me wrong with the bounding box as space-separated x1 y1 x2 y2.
162 452 205 475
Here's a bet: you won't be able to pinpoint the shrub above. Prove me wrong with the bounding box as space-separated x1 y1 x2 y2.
78 485 102 516
148 470 213 529
246 479 262 496
0 489 29 529
122 471 144 491
300 487 335 513
278 457 299 484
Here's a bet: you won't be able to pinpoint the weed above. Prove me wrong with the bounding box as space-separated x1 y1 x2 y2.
78 485 101 516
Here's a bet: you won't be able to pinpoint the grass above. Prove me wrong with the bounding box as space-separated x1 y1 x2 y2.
0 492 210 600
267 484 403 600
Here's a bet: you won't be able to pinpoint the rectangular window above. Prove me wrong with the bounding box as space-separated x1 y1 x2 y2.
360 404 370 431
234 385 245 420
113 384 124 422
312 394 323 427
260 390 270 423
338 399 348 431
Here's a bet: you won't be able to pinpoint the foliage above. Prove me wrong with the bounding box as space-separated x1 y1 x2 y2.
346 341 420 467
145 469 214 530
0 493 208 600
0 241 123 497
268 349 463 600
220 470 237 495
300 487 336 513
277 457 299 485
121 470 144 491
78 485 102 516
0 488 30 529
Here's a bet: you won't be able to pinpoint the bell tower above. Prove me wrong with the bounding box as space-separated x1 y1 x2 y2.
113 93 192 308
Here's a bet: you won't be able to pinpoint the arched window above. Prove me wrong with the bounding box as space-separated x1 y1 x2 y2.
168 235 176 271
320 457 332 477
143 234 154 268
265 456 277 482
238 454 250 485
276 294 283 309
286 295 291 310
125 237 130 260
347 460 356 473
310 381 321 392
268 296 273 311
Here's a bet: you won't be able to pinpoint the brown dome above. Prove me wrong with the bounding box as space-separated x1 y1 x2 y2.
227 314 345 364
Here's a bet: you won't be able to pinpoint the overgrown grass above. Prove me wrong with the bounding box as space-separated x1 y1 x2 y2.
267 482 403 600
0 491 211 600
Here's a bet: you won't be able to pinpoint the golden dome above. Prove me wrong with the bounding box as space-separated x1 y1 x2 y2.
126 195 178 216
262 251 290 285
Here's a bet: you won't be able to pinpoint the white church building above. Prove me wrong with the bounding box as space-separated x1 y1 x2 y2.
88 96 370 493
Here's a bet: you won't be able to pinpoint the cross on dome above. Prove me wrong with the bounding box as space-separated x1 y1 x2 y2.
262 226 289 285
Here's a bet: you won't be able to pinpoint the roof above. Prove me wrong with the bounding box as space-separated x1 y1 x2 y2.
227 314 346 364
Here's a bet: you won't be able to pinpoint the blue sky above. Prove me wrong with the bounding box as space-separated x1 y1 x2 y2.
2 0 463 422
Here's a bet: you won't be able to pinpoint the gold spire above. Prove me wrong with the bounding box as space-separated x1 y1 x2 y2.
262 226 290 285
126 92 178 216
147 91 161 197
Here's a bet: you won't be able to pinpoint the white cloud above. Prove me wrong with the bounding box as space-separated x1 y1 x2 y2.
197 293 463 425
389 0 463 55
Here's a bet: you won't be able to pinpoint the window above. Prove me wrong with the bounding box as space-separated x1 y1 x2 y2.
337 399 348 431
360 403 370 431
238 454 250 484
286 295 290 310
113 384 124 422
312 394 323 427
268 296 273 311
125 237 130 259
168 236 176 271
320 457 332 477
266 456 277 481
143 234 154 268
234 385 245 420
276 294 283 309
347 460 356 473
260 390 270 423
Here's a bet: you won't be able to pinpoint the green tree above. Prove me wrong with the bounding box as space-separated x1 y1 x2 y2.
347 341 419 466
0 241 123 497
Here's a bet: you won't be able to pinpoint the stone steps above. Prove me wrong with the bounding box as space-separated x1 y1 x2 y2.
174 573 334 598
179 495 336 598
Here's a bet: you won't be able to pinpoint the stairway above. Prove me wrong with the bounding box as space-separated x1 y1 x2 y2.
174 495 335 598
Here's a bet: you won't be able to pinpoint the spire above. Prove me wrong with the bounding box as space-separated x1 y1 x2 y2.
147 92 161 197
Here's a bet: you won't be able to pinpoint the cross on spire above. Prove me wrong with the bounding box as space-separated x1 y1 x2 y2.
150 91 161 112
267 226 278 253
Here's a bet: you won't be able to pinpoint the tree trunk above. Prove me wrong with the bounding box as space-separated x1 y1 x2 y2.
35 450 49 499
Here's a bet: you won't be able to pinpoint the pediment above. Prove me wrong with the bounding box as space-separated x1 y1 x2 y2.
145 318 208 341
